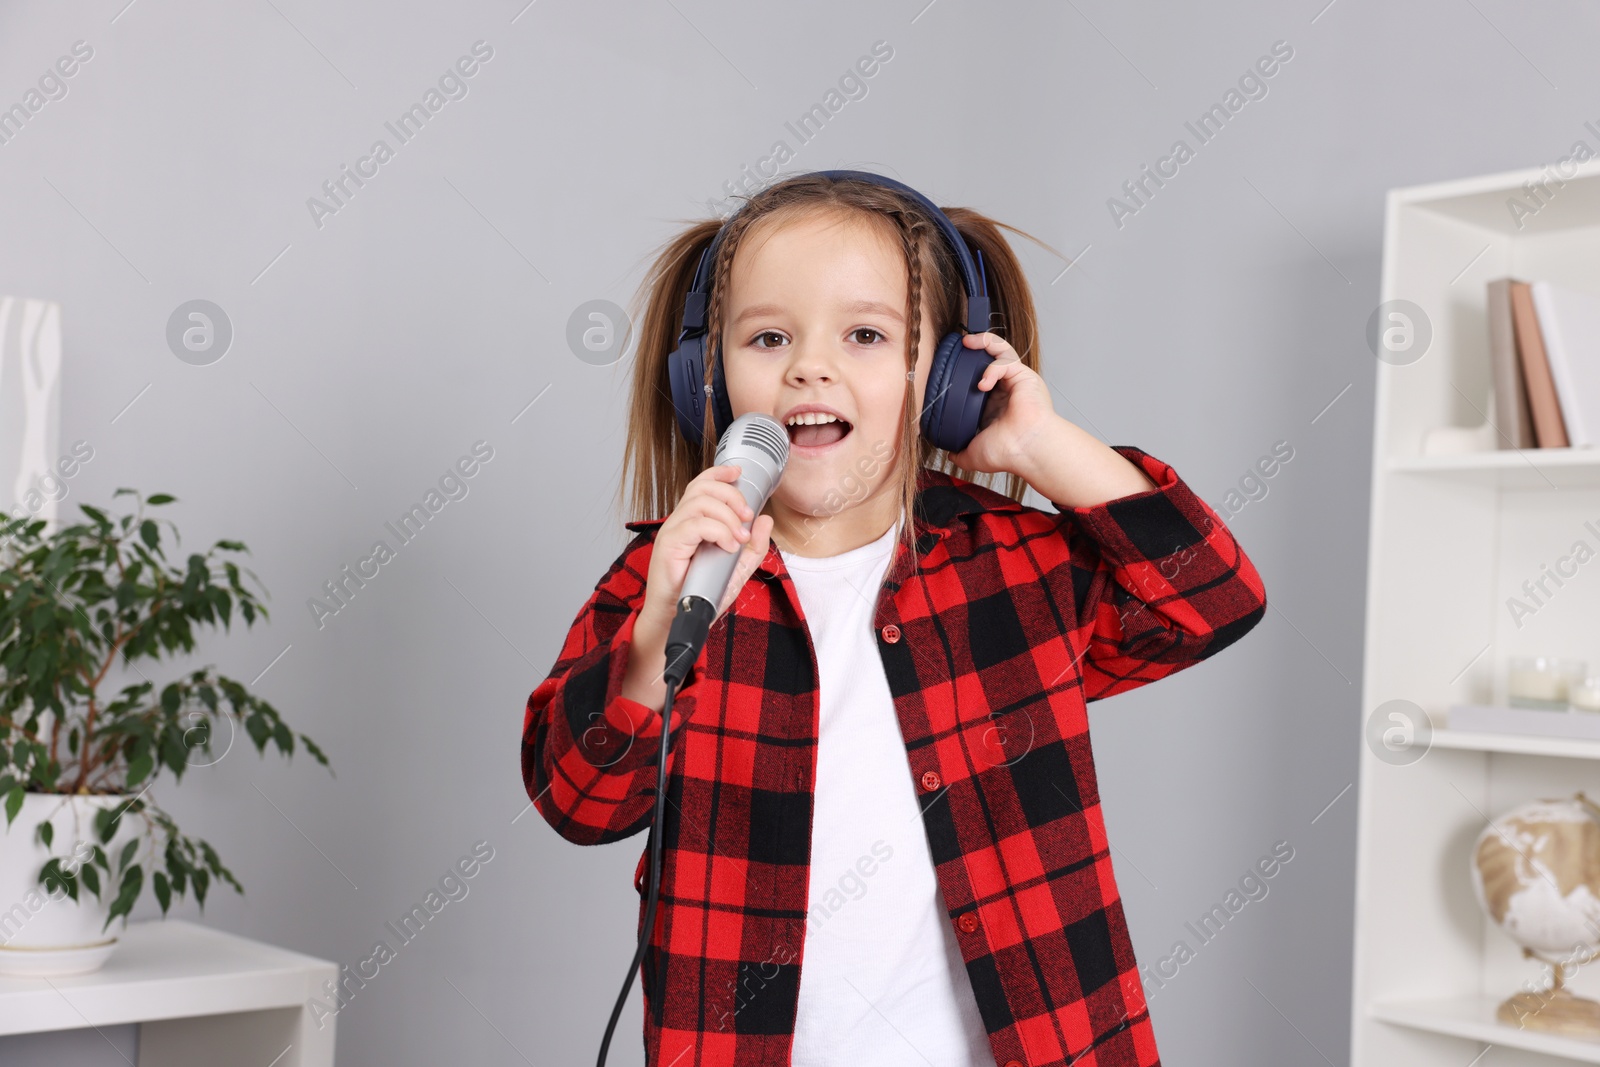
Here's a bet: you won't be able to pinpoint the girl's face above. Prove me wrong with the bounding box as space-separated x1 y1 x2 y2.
720 208 936 531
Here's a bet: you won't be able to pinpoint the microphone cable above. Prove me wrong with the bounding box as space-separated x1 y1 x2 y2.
595 638 695 1067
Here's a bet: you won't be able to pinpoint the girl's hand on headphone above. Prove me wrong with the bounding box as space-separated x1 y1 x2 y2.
640 465 775 629
945 332 1057 477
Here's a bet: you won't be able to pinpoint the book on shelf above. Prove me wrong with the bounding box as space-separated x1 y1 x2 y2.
1486 278 1536 450
1506 279 1569 448
1487 276 1600 450
1530 280 1600 448
1447 703 1600 742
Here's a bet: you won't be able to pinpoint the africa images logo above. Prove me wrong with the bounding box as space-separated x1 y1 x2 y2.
308 441 494 629
305 41 495 230
1106 40 1294 230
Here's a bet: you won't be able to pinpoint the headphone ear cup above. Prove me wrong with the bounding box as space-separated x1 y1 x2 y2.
920 331 991 453
920 331 959 444
668 336 708 449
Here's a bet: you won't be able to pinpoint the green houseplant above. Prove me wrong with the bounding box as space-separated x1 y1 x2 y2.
0 490 330 973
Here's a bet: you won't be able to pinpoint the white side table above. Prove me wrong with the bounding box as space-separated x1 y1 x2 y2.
0 919 337 1066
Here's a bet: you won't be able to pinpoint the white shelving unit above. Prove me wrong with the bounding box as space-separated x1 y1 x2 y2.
0 920 337 1066
1352 160 1600 1065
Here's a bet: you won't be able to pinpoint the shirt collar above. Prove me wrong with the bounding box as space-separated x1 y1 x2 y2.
623 467 1026 579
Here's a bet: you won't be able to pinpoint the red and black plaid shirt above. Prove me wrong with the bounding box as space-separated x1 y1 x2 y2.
523 445 1267 1067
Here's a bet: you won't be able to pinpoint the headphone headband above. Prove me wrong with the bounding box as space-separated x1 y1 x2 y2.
679 169 992 337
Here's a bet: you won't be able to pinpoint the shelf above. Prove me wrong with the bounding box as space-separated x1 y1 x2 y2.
0 920 336 1066
1422 728 1600 760
1388 448 1600 489
1372 996 1600 1063
1356 159 1600 1067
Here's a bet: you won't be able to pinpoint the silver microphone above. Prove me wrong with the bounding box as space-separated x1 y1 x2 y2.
662 413 788 686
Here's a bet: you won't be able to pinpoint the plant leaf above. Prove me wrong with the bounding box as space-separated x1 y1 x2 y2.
95 805 123 844
126 749 154 787
301 734 332 768
245 713 269 749
40 857 77 902
153 871 171 913
102 863 142 932
80 861 102 898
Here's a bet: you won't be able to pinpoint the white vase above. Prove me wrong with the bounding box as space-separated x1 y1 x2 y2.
0 791 141 976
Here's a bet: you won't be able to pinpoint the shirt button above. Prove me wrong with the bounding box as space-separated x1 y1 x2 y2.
1003 1061 1024 1067
881 624 901 643
957 913 978 933
920 770 941 791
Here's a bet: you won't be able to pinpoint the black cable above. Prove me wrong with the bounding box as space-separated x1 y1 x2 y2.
596 649 690 1067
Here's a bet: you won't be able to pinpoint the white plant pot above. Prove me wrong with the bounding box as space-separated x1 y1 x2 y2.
0 791 141 976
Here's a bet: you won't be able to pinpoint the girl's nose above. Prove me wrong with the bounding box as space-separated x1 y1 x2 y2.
785 342 837 384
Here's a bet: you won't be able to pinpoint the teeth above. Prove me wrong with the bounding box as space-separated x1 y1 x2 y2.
785 412 841 426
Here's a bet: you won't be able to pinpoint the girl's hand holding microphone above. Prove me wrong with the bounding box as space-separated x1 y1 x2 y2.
621 464 775 710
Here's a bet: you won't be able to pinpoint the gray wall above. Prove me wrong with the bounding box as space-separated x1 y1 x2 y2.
0 0 1590 1063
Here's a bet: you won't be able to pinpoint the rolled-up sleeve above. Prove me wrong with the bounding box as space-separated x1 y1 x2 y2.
1054 445 1268 701
521 531 696 845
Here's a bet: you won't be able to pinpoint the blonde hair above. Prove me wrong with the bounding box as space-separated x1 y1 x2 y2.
620 172 1054 557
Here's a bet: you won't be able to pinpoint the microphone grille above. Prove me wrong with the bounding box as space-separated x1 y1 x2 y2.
719 413 789 468
745 418 789 466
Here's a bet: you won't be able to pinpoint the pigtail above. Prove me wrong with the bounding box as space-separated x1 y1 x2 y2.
892 209 933 567
701 212 756 470
703 243 728 470
621 219 724 522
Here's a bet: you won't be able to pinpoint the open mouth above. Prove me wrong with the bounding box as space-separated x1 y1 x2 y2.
784 412 853 448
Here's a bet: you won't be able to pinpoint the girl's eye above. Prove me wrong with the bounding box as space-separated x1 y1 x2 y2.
851 327 886 345
751 331 788 350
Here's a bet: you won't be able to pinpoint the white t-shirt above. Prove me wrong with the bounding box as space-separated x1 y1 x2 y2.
782 521 995 1067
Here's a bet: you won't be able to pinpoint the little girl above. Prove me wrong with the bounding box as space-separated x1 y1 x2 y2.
523 171 1267 1067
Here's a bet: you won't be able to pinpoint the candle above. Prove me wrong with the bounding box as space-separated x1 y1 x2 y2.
1573 677 1600 714
1507 656 1587 710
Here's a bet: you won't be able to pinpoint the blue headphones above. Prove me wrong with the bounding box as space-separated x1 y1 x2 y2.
666 169 996 453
